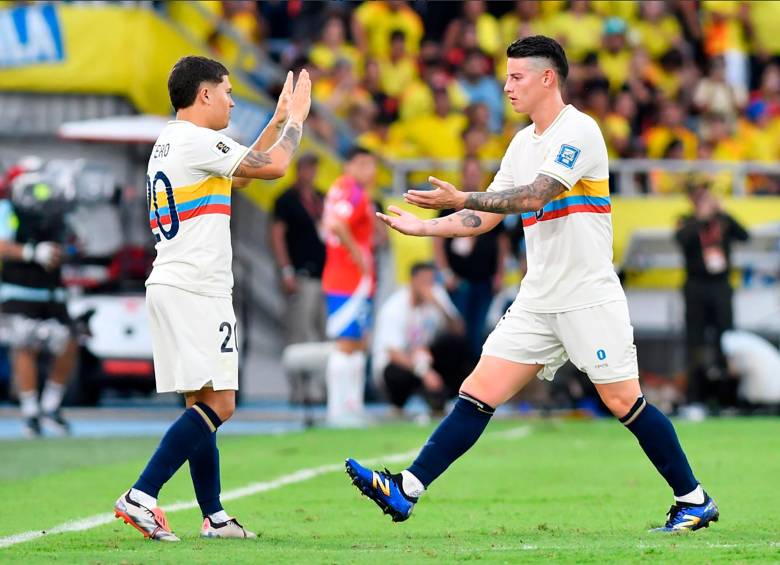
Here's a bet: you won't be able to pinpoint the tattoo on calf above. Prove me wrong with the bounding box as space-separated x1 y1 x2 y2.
464 174 566 214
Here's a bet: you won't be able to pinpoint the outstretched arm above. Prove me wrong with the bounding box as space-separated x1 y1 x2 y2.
405 174 567 214
376 205 504 238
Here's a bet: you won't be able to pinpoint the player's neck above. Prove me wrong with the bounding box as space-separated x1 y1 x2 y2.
175 108 214 130
530 96 567 136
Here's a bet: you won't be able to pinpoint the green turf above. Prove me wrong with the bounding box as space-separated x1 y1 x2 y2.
0 418 778 563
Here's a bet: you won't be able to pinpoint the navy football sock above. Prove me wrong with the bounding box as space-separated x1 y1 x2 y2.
620 397 698 497
134 402 222 498
407 392 495 488
189 431 223 516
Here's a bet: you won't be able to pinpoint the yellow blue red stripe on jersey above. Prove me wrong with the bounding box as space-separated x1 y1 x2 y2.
149 177 231 229
521 178 610 228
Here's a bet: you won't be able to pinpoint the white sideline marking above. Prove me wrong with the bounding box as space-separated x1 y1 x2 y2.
0 425 533 549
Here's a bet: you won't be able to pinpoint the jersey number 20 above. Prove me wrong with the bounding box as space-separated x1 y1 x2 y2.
147 171 179 241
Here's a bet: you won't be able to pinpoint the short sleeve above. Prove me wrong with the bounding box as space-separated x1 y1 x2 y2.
536 119 605 189
0 200 17 242
188 129 251 178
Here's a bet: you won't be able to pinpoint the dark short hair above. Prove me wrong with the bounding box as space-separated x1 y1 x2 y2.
168 56 229 111
410 262 436 278
390 30 406 42
506 35 568 84
345 146 375 161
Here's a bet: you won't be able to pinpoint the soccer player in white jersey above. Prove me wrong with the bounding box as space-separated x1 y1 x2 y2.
346 36 719 533
114 56 310 541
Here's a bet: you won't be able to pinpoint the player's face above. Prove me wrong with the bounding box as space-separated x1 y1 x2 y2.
348 154 377 187
208 76 235 130
504 57 550 114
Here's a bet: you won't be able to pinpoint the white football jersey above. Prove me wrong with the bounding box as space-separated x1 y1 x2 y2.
487 104 625 313
145 120 250 297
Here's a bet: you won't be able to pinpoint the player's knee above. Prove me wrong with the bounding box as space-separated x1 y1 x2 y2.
601 394 637 419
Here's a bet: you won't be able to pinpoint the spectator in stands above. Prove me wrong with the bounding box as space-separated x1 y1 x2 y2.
433 156 509 360
547 0 603 64
372 262 470 417
379 30 419 98
694 56 748 125
701 2 751 93
351 0 423 60
313 58 370 119
395 87 467 186
271 153 326 401
597 17 633 93
442 0 500 60
398 56 468 122
645 99 698 159
675 184 749 413
457 48 504 133
633 1 685 61
309 15 361 74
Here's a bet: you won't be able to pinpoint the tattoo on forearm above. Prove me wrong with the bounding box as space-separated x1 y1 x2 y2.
428 209 483 237
278 122 302 155
234 150 272 176
465 174 565 213
458 209 482 228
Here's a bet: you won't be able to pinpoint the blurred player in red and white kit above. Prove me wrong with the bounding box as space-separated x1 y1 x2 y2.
322 147 378 426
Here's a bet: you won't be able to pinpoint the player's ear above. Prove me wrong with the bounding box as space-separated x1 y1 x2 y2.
199 85 210 105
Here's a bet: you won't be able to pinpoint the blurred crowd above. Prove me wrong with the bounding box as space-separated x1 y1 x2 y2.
202 0 780 195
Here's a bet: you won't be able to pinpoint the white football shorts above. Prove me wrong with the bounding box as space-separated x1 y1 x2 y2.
482 299 638 384
146 284 239 393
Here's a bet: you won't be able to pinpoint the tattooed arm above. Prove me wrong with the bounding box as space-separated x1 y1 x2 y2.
376 206 504 238
232 121 303 181
464 174 567 213
405 174 567 214
233 69 311 184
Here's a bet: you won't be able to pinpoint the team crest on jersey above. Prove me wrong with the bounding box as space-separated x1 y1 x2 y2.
215 141 231 154
554 144 580 169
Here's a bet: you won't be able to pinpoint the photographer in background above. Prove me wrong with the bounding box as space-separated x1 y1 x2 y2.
675 183 749 415
0 167 77 437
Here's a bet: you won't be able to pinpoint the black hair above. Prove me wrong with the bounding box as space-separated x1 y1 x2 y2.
168 56 229 111
506 35 568 84
390 30 406 42
410 262 436 278
345 146 375 161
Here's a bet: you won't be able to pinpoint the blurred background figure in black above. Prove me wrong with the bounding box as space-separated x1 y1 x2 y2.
271 153 327 403
675 183 749 416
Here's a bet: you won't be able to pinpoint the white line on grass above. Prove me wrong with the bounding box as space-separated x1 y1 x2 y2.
0 425 533 549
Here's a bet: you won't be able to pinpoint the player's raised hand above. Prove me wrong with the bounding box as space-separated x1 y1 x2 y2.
289 69 311 124
404 176 468 210
375 205 428 236
271 71 293 125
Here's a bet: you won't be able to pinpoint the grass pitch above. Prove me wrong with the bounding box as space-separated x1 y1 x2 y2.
0 417 778 563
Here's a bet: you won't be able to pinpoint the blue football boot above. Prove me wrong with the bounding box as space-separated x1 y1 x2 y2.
651 492 719 532
345 458 416 522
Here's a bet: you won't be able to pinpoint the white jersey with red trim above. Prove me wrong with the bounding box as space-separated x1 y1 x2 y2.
145 120 250 297
487 105 625 313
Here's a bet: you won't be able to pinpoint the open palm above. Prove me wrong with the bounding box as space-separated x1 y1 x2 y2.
375 205 428 236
